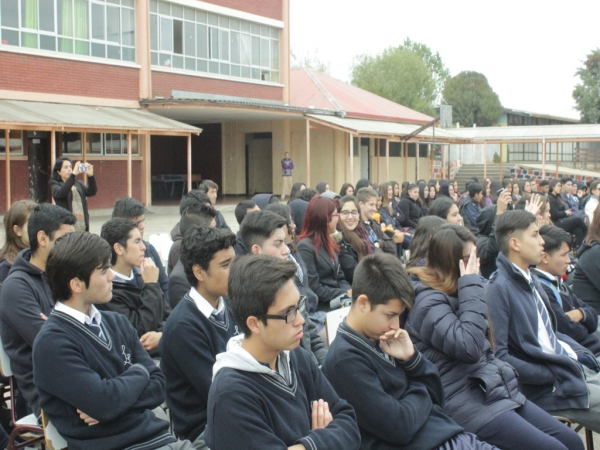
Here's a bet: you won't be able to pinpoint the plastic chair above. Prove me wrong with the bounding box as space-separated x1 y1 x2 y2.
325 307 350 345
41 410 67 450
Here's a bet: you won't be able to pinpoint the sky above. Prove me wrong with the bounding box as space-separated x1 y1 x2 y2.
290 0 600 121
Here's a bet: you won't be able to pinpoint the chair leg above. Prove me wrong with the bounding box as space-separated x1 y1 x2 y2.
585 428 594 450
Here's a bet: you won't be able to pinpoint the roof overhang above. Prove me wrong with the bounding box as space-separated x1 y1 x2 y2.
0 100 201 136
450 124 600 143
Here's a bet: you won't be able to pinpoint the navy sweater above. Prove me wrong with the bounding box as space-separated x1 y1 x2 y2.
322 322 463 450
205 346 360 450
33 310 175 450
0 249 54 416
159 295 240 440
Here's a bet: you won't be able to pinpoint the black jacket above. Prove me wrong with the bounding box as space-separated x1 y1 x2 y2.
459 196 480 235
168 259 191 309
332 232 358 284
476 206 499 279
51 174 97 231
533 268 600 355
548 192 569 223
168 223 182 274
398 193 422 228
406 274 525 433
215 210 231 232
297 238 351 312
572 242 600 314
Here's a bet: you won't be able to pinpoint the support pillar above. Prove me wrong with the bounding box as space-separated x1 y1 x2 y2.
187 134 192 193
5 130 10 211
305 118 311 187
483 142 487 180
127 132 132 197
349 133 354 184
541 139 546 180
385 139 390 181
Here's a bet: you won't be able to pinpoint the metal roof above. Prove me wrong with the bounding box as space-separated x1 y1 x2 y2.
449 124 600 142
0 100 201 135
291 68 434 125
306 114 465 142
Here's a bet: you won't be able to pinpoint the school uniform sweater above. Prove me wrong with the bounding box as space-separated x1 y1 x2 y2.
159 294 241 441
322 322 464 450
32 309 175 450
206 343 360 450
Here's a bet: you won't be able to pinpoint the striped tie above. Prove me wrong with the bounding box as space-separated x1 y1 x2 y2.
86 320 107 343
529 280 569 357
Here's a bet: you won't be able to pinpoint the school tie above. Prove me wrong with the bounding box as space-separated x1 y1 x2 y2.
529 280 569 357
86 320 107 343
211 310 226 324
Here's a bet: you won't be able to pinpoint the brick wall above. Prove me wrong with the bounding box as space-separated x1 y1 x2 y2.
152 71 283 101
86 160 142 209
0 161 30 214
0 52 140 100
200 0 282 20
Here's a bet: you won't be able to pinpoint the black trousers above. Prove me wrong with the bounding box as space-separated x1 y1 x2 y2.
555 217 587 247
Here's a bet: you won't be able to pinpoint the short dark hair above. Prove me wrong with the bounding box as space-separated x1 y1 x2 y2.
100 218 139 265
561 177 573 186
235 200 258 225
181 227 236 286
200 179 219 192
540 180 549 187
539 225 572 254
46 232 111 303
264 203 292 223
591 180 600 192
28 203 76 254
180 190 212 215
468 183 483 198
112 197 146 219
228 255 297 337
180 204 216 236
495 210 537 255
352 253 414 308
296 188 317 202
240 210 287 251
429 197 455 220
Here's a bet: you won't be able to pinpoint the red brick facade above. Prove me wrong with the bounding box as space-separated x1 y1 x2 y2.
200 0 282 20
152 71 283 101
0 52 140 101
86 160 142 210
0 161 30 214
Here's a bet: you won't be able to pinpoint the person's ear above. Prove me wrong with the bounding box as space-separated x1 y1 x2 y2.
69 277 84 295
192 264 205 282
541 252 548 264
246 315 262 335
251 244 262 255
356 294 371 313
509 236 520 253
13 224 23 238
37 230 49 249
114 242 124 256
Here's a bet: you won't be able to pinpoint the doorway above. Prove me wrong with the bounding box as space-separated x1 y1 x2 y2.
360 138 370 180
245 132 273 195
27 131 50 203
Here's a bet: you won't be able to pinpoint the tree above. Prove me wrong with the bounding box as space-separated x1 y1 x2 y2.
442 71 503 127
350 40 449 116
573 49 600 124
291 48 331 75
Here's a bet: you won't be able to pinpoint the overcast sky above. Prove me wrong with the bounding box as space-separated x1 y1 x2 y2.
290 0 600 121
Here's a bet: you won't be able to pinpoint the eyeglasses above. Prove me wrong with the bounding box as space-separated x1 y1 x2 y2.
330 213 340 218
256 296 306 324
340 210 359 218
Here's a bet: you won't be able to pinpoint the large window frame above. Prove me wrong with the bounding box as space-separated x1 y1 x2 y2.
0 130 24 155
58 132 139 156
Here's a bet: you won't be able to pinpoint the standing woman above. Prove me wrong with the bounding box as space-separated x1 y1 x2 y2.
0 199 37 282
297 196 351 312
548 178 587 247
51 157 96 231
406 225 583 450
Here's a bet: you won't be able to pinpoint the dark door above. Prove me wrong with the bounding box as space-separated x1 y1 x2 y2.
27 132 50 203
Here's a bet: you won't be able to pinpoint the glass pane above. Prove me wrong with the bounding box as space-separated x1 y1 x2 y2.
185 57 194 70
184 21 194 56
91 42 105 57
149 0 157 13
241 66 251 78
260 25 269 37
196 24 207 58
39 0 55 32
172 4 182 18
158 1 169 15
207 13 217 26
230 18 239 30
74 39 88 54
121 0 133 7
250 23 259 35
91 3 105 40
240 33 251 65
260 38 269 67
21 0 38 29
106 0 118 4
151 51 158 65
21 31 38 48
121 7 135 46
73 0 88 39
230 31 239 64
150 14 157 50
106 6 120 43
240 20 249 33
270 27 278 38
86 133 102 155
209 60 218 73
197 59 207 72
57 0 73 36
219 62 229 75
251 35 259 65
62 132 82 154
1 0 19 28
183 7 194 21
271 39 279 70
172 54 183 68
219 16 228 28
219 29 228 60
271 71 279 83
159 53 171 66
40 34 56 50
196 11 206 23
260 70 269 81
230 64 240 77
131 135 139 154
173 19 182 54
58 36 73 52
160 17 172 52
1 28 19 45
105 134 121 154
209 27 218 59
252 67 260 79
0 130 23 154
122 46 134 61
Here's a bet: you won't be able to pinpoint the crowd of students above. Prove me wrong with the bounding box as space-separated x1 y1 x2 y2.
0 171 599 449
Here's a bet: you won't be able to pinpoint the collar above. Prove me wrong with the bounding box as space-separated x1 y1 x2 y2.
511 262 532 281
339 320 377 349
111 268 134 281
533 268 558 282
55 302 102 326
189 287 224 319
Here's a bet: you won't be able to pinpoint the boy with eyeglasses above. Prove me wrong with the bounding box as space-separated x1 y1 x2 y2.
205 255 360 450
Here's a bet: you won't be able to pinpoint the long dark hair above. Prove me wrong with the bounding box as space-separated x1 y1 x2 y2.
297 196 339 261
0 199 37 264
52 157 72 182
406 216 446 268
378 182 394 215
339 183 354 197
549 179 565 206
586 206 600 245
439 180 451 198
287 182 306 204
407 224 476 295
338 195 372 260
429 197 455 221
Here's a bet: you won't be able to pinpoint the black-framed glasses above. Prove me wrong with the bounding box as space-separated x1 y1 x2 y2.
256 296 306 324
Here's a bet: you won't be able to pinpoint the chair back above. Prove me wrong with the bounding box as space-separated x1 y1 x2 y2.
0 335 13 377
41 410 68 450
325 307 350 345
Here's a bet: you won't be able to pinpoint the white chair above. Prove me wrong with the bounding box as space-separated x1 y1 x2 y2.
325 307 350 346
41 410 68 450
148 233 173 270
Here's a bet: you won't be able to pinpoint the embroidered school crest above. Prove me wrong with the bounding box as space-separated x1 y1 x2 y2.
122 345 133 367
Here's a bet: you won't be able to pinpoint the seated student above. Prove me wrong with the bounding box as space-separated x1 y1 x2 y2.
205 255 360 450
233 200 260 255
34 232 192 450
406 225 582 450
242 210 327 366
534 226 600 355
486 210 600 433
0 203 75 417
199 180 231 231
357 187 398 255
405 216 446 268
100 218 169 357
322 252 495 450
160 227 238 449
459 183 484 235
573 206 600 315
398 183 423 229
112 197 169 302
168 206 217 308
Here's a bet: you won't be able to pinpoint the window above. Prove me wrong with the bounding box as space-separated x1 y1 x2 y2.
60 131 82 154
84 133 139 155
150 0 280 82
0 130 24 154
0 0 135 62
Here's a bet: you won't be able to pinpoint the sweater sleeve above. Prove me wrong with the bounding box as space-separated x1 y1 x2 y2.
338 244 358 285
486 282 555 385
464 204 479 232
81 176 97 197
571 290 599 334
51 175 76 200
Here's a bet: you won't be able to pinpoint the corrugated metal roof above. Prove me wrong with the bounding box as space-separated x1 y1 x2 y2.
450 124 600 141
291 68 434 125
307 114 464 141
0 100 201 134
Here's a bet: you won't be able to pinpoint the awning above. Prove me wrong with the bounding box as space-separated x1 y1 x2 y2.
306 114 468 143
449 124 600 142
0 99 201 136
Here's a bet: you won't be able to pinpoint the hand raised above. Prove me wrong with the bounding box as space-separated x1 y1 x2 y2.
459 245 479 277
524 193 543 216
140 258 159 284
379 329 415 361
311 399 333 430
496 190 512 215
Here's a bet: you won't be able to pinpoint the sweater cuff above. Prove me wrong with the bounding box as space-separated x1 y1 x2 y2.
398 349 423 372
129 363 150 380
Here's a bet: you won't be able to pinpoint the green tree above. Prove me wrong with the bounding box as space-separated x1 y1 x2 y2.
291 48 331 75
401 38 450 104
442 71 503 127
573 48 600 123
